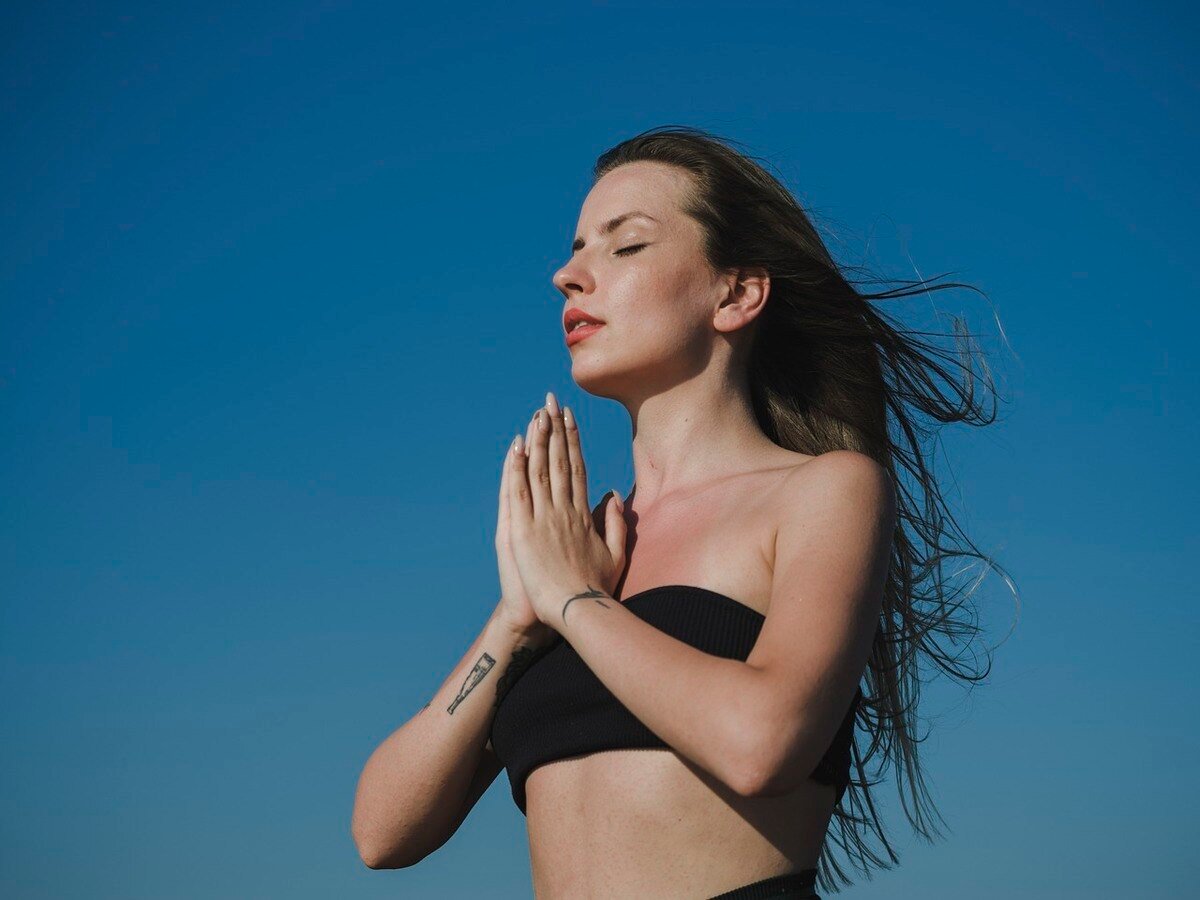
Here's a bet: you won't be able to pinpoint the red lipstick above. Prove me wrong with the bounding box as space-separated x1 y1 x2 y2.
565 322 604 347
563 307 606 348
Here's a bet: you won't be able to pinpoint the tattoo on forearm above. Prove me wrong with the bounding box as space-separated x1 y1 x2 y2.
447 652 496 714
561 585 612 625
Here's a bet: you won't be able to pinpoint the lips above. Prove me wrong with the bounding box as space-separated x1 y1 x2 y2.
565 322 604 347
563 306 605 331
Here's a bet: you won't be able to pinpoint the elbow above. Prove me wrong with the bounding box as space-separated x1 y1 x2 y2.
362 855 412 871
731 759 774 799
353 833 389 870
356 840 423 870
358 848 388 870
353 824 425 870
729 713 807 799
735 747 796 800
726 715 786 799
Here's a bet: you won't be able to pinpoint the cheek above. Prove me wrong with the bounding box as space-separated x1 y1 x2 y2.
646 271 714 344
615 260 709 325
594 255 716 360
610 295 709 364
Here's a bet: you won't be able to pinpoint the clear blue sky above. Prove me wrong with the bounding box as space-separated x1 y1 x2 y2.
2 2 1195 897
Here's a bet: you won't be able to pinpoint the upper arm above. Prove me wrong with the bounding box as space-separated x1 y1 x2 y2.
742 451 896 795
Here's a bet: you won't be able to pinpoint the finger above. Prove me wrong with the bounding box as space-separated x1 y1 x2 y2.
526 407 552 517
508 430 533 523
562 405 590 518
499 429 518 535
544 394 570 509
498 435 510 540
524 408 537 457
605 491 628 570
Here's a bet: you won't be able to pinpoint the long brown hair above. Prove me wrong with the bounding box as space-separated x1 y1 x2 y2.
592 125 1018 893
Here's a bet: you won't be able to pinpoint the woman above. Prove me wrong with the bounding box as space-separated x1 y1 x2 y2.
352 126 1010 898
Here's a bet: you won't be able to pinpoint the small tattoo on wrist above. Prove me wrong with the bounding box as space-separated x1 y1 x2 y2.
561 585 611 624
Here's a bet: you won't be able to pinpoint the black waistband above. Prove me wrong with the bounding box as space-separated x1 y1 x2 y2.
706 868 819 899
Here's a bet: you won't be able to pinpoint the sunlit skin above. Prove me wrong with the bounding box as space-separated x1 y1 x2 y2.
501 161 893 897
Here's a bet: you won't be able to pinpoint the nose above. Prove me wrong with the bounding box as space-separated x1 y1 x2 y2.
552 257 591 298
552 268 577 297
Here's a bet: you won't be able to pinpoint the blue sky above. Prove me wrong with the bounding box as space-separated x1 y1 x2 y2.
2 2 1196 897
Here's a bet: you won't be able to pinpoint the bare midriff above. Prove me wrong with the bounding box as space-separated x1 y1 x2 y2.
525 748 836 898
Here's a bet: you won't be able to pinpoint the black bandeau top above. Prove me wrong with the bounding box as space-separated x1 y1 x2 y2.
488 584 861 815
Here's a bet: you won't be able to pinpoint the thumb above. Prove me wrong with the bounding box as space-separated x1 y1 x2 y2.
604 490 627 566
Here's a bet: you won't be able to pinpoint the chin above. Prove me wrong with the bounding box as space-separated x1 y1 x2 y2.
569 355 628 401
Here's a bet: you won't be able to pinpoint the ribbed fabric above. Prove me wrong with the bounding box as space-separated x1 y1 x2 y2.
707 868 819 899
489 584 861 815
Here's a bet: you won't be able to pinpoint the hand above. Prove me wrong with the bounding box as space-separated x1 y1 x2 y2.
494 408 557 642
507 392 627 629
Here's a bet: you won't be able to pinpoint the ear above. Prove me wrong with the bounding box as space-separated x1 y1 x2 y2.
714 266 770 334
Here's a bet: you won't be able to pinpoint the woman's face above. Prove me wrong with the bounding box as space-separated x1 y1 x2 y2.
552 161 729 401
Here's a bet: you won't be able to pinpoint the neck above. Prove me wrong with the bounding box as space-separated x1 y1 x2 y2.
622 363 776 511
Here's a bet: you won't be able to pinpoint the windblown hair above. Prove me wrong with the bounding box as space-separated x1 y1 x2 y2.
592 126 1018 894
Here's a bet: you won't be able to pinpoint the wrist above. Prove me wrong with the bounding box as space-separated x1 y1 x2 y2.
491 605 554 646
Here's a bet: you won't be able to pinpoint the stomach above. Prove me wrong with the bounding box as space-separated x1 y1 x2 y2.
524 747 837 899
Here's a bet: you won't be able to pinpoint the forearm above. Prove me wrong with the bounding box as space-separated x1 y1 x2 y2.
352 602 553 867
555 592 768 797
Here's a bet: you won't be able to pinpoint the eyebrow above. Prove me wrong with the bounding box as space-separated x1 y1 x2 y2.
572 211 659 252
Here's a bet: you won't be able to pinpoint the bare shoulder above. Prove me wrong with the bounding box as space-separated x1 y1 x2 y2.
774 449 897 528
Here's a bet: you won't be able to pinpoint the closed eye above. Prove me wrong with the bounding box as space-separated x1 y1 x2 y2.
614 244 647 257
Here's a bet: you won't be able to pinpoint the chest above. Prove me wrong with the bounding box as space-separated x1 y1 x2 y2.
612 472 787 615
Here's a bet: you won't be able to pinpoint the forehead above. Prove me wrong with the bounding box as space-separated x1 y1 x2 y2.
578 161 688 228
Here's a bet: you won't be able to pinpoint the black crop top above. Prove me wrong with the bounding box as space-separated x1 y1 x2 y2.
488 584 861 815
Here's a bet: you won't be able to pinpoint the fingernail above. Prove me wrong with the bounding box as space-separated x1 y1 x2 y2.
563 406 574 428
546 391 558 414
